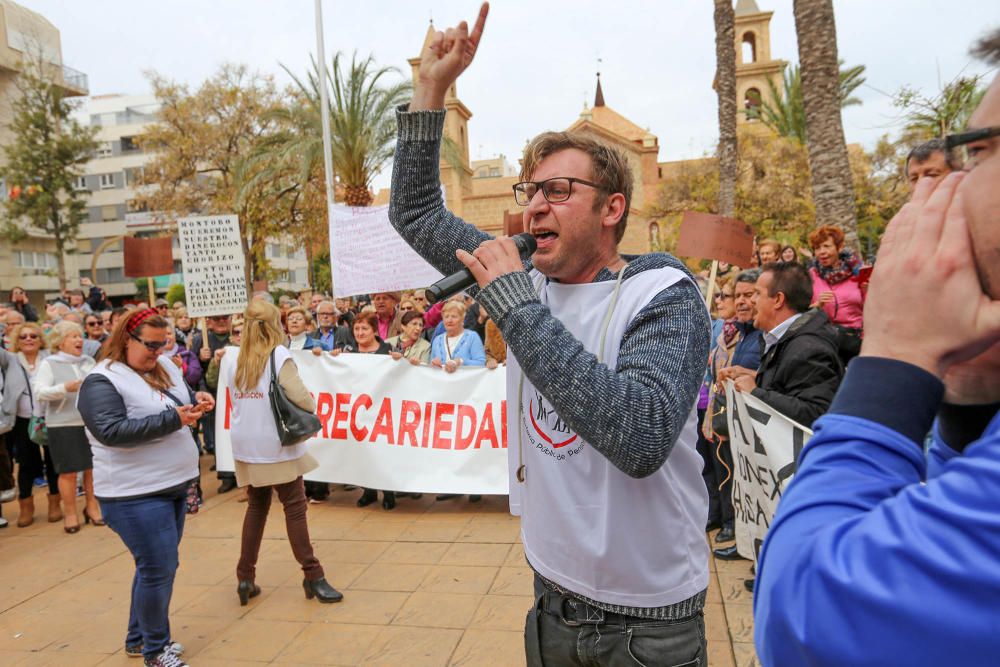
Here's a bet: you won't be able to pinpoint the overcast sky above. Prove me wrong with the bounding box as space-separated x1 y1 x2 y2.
22 0 1000 189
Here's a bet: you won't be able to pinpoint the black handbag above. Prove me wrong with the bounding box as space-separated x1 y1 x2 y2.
269 349 321 447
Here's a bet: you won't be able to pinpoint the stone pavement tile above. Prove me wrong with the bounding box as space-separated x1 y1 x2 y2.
167 584 213 614
733 641 762 667
375 541 450 565
705 602 731 643
274 622 383 665
725 602 755 644
504 543 526 567
173 584 268 619
11 579 130 617
172 559 232 587
350 563 433 593
0 612 79 652
195 618 308 662
488 566 534 596
418 565 499 595
392 592 484 629
317 540 391 564
456 521 521 543
343 519 411 542
708 639 737 667
717 572 755 605
449 628 525 667
283 561 368 590
439 542 511 567
165 614 242 659
249 587 407 626
360 625 463 667
399 521 468 543
47 609 129 655
14 651 109 666
469 595 533 632
305 519 364 541
86 553 137 585
707 569 724 604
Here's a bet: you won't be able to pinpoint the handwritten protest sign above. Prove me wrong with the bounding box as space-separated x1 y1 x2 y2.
724 381 811 562
177 214 248 318
328 203 443 297
215 352 509 494
676 211 755 267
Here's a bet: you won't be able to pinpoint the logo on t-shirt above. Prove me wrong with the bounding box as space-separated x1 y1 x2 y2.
519 390 587 466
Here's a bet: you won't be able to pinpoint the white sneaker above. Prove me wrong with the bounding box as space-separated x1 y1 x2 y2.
0 517 8 528
143 648 188 667
0 488 15 503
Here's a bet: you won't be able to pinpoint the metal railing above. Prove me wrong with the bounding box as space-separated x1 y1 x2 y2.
61 64 88 94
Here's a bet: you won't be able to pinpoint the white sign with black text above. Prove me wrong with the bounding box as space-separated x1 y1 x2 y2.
177 214 248 318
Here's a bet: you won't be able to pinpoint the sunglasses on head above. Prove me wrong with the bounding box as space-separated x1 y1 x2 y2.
128 330 167 352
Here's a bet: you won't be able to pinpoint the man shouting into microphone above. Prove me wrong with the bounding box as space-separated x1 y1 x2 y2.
389 5 711 665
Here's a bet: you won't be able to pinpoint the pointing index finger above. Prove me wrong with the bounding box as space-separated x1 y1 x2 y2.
470 3 489 49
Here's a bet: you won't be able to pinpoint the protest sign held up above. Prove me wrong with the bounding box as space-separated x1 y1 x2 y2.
177 214 249 317
676 211 755 267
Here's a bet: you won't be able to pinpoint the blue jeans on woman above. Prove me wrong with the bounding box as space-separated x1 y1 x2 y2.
100 488 186 660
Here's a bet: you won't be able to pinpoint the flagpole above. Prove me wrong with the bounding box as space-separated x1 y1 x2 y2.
314 0 336 294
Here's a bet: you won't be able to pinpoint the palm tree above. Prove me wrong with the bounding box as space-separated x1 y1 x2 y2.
894 74 987 141
247 51 411 208
749 61 866 144
714 0 738 221
793 0 860 250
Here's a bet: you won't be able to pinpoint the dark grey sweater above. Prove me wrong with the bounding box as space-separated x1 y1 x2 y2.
389 107 711 619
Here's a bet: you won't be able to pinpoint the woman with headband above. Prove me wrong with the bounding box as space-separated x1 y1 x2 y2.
78 309 213 667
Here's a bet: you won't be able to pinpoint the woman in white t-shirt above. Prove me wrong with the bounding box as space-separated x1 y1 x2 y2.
225 300 343 606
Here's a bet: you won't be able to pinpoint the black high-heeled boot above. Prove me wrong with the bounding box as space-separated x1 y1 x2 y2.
382 492 396 510
303 577 343 603
237 580 261 606
357 489 377 507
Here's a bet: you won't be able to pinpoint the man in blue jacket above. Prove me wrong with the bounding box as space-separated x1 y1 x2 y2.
754 30 1000 667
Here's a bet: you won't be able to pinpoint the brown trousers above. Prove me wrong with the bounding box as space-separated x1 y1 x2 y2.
237 476 324 582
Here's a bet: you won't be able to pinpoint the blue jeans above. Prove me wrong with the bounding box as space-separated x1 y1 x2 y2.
100 489 186 659
526 575 706 666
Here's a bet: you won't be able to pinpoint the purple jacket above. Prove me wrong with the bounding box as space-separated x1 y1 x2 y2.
177 347 202 388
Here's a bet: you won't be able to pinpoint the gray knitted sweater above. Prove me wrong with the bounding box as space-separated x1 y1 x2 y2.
389 107 711 619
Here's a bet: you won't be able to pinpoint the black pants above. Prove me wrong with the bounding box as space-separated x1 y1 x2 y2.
11 417 58 499
695 408 720 524
525 575 706 666
714 437 735 529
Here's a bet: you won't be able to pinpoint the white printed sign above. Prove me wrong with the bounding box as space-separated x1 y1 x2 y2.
215 351 509 494
328 203 443 298
724 381 811 563
177 214 248 318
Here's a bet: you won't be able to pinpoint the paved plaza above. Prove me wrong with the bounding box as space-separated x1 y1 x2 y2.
0 461 759 666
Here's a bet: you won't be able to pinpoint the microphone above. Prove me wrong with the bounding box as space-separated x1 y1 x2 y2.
425 233 538 305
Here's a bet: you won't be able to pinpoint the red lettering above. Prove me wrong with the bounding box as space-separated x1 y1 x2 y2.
331 392 351 439
421 402 433 448
315 392 334 438
350 394 372 441
476 403 499 449
454 404 477 450
500 400 508 449
369 397 396 445
398 400 421 447
433 403 455 449
223 387 232 429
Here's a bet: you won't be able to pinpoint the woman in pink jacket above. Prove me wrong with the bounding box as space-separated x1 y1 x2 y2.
807 225 867 365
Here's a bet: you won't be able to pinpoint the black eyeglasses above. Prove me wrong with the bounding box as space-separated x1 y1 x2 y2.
945 126 1000 166
512 177 606 206
714 293 734 300
18 333 39 340
128 331 167 352
231 328 243 336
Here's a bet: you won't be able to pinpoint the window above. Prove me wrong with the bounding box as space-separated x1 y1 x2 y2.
13 251 57 273
120 136 139 152
99 173 115 189
744 88 762 119
490 168 500 177
74 176 87 190
101 205 119 221
124 167 143 186
267 243 282 259
95 267 124 284
97 141 113 157
742 32 757 64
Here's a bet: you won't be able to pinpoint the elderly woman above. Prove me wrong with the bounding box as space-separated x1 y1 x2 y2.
33 321 99 533
387 311 431 364
161 323 202 389
0 322 61 527
225 300 342 607
78 309 209 666
285 306 327 353
807 225 866 364
430 300 486 372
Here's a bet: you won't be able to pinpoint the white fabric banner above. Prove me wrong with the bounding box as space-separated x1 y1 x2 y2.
177 214 248 318
328 203 443 298
214 350 509 494
724 381 812 562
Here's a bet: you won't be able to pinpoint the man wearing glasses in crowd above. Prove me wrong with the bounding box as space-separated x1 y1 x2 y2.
389 6 711 665
754 30 1000 667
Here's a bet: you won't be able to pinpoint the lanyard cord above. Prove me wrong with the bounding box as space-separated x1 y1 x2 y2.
516 267 627 483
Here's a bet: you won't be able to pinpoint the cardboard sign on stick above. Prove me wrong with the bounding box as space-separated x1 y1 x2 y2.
676 211 755 267
123 236 174 278
177 214 248 318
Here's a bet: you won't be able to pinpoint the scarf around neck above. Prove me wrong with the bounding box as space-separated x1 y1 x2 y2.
814 250 860 285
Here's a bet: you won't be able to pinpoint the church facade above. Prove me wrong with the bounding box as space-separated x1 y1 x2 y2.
376 0 785 256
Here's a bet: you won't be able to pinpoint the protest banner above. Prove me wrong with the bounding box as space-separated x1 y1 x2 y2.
328 203 443 297
724 381 811 562
214 351 509 495
177 214 248 318
676 211 755 267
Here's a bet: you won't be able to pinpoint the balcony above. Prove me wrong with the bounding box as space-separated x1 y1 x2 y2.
61 64 88 95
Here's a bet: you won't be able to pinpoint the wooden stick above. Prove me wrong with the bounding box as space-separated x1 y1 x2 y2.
704 259 720 308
